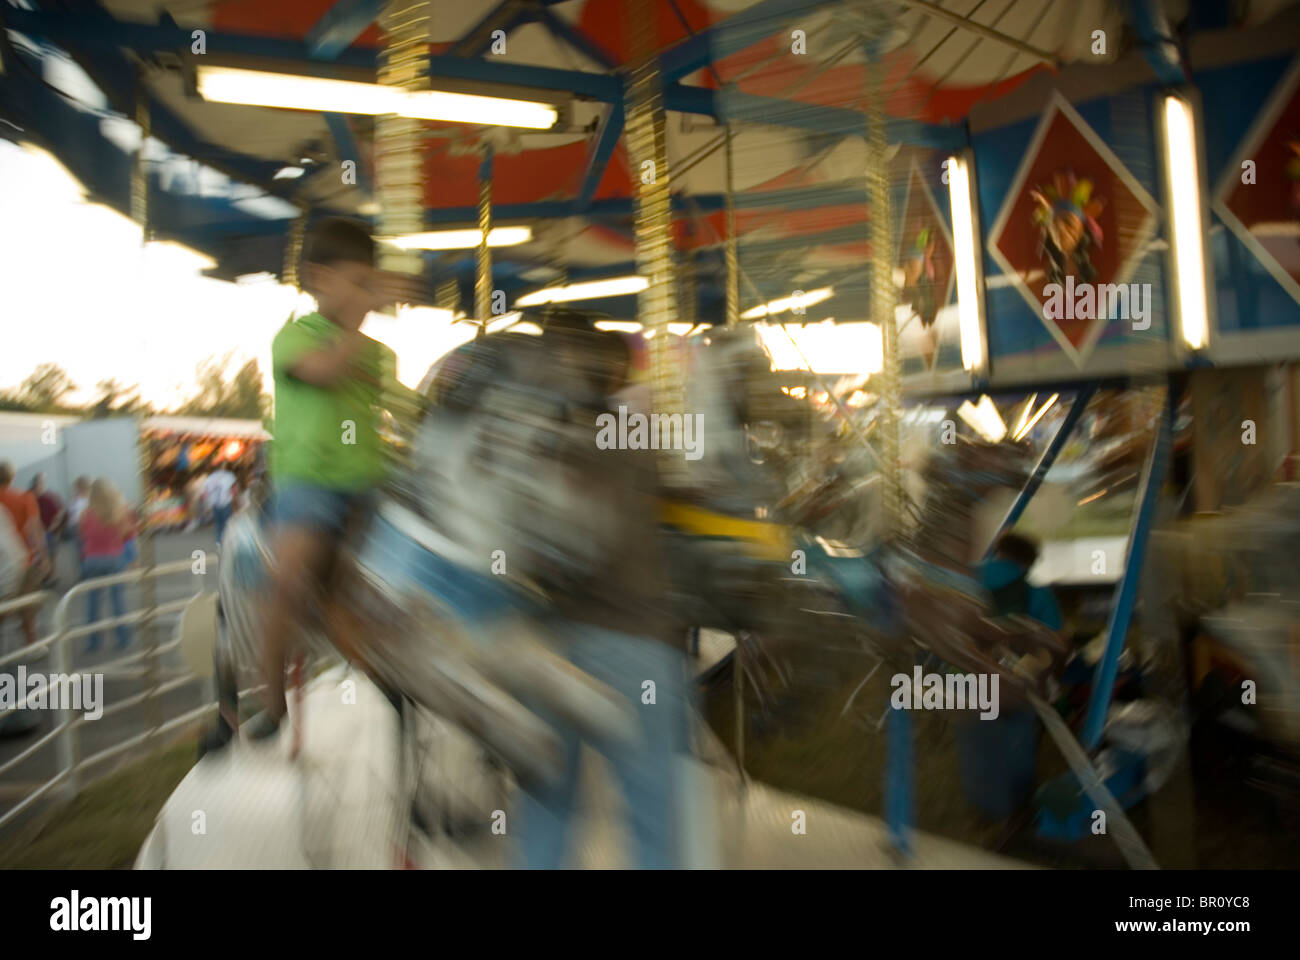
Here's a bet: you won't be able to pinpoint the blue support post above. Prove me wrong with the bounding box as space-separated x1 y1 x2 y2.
1127 0 1189 87
322 111 369 194
535 6 618 69
449 0 531 58
983 384 1099 561
885 701 915 859
1081 384 1175 750
305 0 385 60
660 0 829 83
305 2 376 200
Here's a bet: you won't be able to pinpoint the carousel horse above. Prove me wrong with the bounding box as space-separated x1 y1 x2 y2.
216 328 652 798
658 325 1067 716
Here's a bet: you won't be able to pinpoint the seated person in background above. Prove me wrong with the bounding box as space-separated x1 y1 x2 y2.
980 532 1063 631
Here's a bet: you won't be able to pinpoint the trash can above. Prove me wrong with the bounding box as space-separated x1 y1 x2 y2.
953 706 1041 821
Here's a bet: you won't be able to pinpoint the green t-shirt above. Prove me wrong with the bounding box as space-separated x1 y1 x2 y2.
270 312 397 492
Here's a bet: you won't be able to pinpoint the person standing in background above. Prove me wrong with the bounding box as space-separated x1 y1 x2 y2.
202 463 239 546
79 478 133 652
65 475 92 580
0 462 48 646
67 476 91 530
29 474 65 585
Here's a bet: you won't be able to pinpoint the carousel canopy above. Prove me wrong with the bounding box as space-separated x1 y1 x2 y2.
2 0 1297 320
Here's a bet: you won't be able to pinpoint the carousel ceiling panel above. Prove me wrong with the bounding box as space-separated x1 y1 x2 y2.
14 0 1300 288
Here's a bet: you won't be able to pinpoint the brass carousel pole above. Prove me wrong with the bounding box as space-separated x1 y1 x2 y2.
724 125 740 328
864 47 913 862
866 61 904 540
475 145 494 337
373 0 430 866
282 212 307 291
624 0 683 480
375 0 429 278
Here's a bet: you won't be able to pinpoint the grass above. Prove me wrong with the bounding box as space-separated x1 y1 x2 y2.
0 735 199 870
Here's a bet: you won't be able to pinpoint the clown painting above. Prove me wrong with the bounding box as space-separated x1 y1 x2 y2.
1030 170 1106 288
895 161 956 373
988 93 1158 364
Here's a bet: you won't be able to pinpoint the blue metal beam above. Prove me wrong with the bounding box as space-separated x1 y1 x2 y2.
0 33 281 271
7 9 964 148
322 110 369 194
305 0 385 60
1082 384 1175 750
425 180 871 225
576 103 623 212
665 84 966 148
660 0 829 83
885 700 915 859
306 3 374 201
1127 0 1189 87
14 19 287 194
982 384 1099 560
535 6 619 70
2 8 379 70
450 0 531 59
427 53 620 101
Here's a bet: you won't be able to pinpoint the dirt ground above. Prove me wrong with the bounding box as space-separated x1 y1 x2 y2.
701 645 1300 870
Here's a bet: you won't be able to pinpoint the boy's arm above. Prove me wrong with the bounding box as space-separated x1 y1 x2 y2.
282 327 369 388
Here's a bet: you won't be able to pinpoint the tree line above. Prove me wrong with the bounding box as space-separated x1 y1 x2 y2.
0 355 270 422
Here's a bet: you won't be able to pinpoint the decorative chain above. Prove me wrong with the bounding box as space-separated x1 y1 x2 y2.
475 146 494 332
375 0 429 276
724 125 740 327
866 55 904 538
132 73 151 244
283 212 307 290
624 0 684 482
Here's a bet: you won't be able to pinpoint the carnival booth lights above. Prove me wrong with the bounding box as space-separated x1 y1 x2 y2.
141 416 268 530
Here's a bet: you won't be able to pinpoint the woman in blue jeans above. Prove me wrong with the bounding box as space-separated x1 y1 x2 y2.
79 479 133 651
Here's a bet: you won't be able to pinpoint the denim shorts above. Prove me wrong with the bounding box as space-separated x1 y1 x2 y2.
267 483 374 536
356 511 527 624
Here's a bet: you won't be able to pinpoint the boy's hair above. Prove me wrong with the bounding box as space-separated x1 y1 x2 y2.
995 532 1040 570
302 217 375 268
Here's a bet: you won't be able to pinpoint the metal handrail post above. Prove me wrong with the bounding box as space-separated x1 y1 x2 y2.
982 383 1099 561
1082 384 1175 749
50 621 80 802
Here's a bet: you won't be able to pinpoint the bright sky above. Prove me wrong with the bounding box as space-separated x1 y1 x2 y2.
0 140 477 411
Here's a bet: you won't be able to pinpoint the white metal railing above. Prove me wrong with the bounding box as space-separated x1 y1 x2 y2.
0 557 242 831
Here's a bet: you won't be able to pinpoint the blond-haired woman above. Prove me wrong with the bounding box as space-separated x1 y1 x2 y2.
79 478 133 651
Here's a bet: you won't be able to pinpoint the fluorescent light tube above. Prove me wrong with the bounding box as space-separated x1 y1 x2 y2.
947 154 985 372
957 397 1005 443
740 287 834 320
384 226 532 251
1161 94 1210 350
517 276 648 306
196 66 557 130
1013 392 1058 442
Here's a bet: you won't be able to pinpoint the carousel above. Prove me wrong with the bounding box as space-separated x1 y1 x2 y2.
5 0 1300 870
